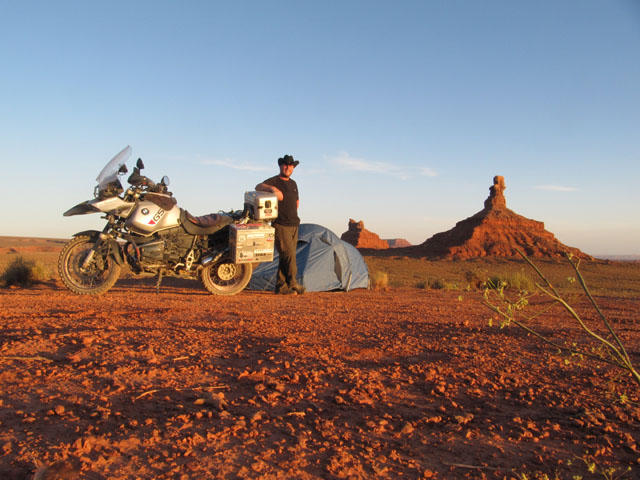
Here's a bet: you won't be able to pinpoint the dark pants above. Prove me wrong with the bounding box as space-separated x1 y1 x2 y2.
274 224 298 291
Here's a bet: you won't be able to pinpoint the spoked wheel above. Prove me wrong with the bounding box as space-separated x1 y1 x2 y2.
200 257 252 295
58 235 121 294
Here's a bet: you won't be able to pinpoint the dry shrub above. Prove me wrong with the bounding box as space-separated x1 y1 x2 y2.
487 271 534 292
416 278 458 290
1 256 50 286
464 269 485 289
370 271 389 289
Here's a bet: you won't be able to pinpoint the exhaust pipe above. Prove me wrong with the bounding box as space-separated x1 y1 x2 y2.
201 252 223 266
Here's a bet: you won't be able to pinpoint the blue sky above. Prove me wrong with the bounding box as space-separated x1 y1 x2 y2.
2 0 639 256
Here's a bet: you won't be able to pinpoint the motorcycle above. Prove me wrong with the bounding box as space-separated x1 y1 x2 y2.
58 146 276 295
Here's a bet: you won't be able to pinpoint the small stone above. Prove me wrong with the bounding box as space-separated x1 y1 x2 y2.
251 411 265 422
454 413 474 425
400 422 414 435
208 393 228 411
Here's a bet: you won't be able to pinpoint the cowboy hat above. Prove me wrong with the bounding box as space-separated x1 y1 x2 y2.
277 154 299 167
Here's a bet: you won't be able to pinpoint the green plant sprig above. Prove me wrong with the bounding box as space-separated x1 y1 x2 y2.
518 250 639 386
485 249 640 389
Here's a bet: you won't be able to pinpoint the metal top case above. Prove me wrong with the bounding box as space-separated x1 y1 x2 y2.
244 191 278 221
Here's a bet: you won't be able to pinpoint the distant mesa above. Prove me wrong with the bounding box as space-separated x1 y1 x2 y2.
385 238 412 248
406 175 590 260
341 219 389 250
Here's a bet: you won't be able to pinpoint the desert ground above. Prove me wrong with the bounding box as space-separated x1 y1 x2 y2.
1 237 639 479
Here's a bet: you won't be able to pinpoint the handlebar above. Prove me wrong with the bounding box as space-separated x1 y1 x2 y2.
127 171 155 188
127 162 170 195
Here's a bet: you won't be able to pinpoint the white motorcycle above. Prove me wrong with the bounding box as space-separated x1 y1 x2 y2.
58 146 276 295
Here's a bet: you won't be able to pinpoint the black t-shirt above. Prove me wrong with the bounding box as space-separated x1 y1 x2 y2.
263 175 300 226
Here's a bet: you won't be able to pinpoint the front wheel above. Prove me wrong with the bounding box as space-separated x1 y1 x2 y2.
200 257 252 295
58 235 121 294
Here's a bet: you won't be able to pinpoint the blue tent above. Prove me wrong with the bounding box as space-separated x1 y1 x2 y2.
249 224 369 292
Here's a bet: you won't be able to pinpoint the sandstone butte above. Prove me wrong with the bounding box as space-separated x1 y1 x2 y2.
341 219 390 249
406 175 591 260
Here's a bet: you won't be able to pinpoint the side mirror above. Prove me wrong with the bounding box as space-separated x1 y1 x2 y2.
136 158 145 170
161 176 170 186
118 164 128 174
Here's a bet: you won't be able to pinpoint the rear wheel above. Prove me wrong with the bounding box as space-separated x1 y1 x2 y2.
200 257 252 295
58 235 121 294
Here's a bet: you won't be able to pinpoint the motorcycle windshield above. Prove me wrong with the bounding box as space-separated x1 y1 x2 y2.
96 146 132 190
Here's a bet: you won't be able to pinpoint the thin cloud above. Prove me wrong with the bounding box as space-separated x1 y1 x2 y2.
329 152 396 174
533 185 579 192
419 167 438 177
203 159 269 172
327 152 437 180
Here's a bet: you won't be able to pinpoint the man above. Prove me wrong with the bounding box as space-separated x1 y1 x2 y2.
256 155 306 295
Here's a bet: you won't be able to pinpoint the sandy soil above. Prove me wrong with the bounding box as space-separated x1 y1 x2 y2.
1 259 639 478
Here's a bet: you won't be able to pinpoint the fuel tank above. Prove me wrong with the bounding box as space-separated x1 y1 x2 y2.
125 200 181 236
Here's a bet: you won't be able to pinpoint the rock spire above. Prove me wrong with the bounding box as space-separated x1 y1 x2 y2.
484 175 507 210
409 176 590 259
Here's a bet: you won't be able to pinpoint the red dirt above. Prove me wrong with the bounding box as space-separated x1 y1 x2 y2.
1 278 639 479
0 246 62 254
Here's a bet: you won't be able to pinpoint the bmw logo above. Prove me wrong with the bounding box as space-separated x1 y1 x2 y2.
141 208 149 215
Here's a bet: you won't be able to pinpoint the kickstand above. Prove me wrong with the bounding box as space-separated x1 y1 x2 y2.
156 270 164 294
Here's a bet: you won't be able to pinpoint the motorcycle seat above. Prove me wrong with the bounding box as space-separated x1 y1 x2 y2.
180 209 232 235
